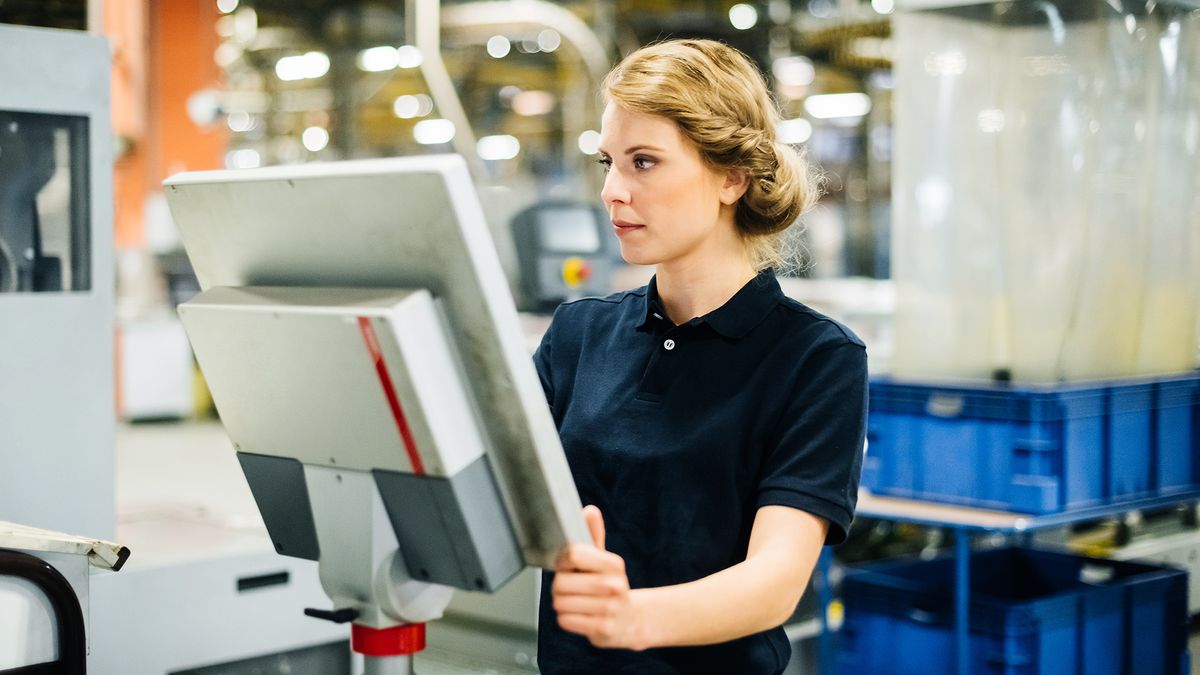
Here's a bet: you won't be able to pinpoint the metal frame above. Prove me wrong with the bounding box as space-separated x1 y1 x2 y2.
852 489 1200 675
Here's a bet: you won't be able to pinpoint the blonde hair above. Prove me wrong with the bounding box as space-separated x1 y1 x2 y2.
602 39 822 272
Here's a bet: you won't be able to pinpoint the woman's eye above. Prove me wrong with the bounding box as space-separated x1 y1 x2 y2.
633 156 655 170
596 157 612 173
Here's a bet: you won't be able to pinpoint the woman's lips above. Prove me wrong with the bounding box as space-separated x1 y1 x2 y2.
612 220 644 236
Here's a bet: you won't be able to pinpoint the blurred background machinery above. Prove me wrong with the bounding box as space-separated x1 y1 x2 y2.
0 0 911 421
1 0 1198 673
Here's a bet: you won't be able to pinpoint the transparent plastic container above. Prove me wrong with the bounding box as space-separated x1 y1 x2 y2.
891 0 1200 383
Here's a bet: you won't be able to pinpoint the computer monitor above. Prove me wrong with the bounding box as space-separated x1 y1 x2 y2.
165 155 588 585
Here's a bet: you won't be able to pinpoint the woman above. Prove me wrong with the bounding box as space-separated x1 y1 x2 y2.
533 39 867 674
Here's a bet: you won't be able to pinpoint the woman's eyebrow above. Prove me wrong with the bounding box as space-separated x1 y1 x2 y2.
596 144 666 156
622 145 665 154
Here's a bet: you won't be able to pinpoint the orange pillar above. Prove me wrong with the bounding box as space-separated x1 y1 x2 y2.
107 0 227 250
149 0 227 185
106 1 149 249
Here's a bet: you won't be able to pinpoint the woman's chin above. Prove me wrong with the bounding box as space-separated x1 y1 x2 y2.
618 245 659 267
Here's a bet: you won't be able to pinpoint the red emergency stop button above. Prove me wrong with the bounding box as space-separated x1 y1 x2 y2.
562 257 592 288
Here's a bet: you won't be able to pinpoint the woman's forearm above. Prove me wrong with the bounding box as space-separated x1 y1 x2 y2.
631 552 811 649
553 505 827 652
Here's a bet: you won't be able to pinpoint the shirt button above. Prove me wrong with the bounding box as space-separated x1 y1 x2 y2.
664 339 676 351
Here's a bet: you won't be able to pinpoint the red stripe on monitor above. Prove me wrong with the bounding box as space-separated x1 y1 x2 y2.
357 316 426 475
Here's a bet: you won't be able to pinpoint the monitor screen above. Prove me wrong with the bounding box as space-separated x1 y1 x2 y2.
536 207 601 254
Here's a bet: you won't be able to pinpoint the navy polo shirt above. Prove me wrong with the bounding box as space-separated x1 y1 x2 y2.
533 269 867 675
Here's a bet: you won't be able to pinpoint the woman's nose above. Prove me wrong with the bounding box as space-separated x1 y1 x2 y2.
601 168 630 207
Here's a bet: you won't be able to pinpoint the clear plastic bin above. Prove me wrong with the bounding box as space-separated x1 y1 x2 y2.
891 0 1200 383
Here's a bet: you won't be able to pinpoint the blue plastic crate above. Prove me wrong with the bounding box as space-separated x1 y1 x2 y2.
863 373 1200 513
1156 375 1200 493
838 547 1189 675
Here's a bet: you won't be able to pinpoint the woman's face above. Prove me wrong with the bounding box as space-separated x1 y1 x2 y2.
598 103 744 267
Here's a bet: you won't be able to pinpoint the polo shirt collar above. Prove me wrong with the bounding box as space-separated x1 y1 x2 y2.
637 269 782 339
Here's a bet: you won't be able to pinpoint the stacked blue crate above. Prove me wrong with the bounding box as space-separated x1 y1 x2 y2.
863 373 1200 513
1157 377 1200 494
838 547 1189 675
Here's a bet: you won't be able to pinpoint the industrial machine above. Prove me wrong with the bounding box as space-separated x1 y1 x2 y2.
0 24 114 543
0 24 133 675
164 155 590 672
510 200 616 311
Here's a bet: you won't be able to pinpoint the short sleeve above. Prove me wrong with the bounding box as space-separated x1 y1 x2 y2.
532 311 556 407
757 341 867 545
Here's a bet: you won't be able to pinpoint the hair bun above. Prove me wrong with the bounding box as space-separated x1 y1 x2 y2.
740 141 820 237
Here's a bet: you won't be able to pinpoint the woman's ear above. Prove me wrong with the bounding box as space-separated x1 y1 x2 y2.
719 168 750 206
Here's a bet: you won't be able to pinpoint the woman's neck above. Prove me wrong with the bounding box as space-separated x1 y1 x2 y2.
654 235 757 326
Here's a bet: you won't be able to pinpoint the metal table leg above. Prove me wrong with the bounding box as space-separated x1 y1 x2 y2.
816 547 835 675
364 654 415 674
954 530 970 675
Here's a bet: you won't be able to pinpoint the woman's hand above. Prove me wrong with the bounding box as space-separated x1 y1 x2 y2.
552 505 650 651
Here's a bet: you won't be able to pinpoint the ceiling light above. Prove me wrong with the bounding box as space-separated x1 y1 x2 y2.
772 56 815 87
487 35 511 59
729 4 758 30
537 29 561 53
512 90 556 116
233 8 257 43
776 118 813 144
414 119 455 145
301 126 329 152
477 135 520 161
804 93 872 119
226 111 253 132
393 94 433 119
225 148 261 169
396 45 423 69
358 46 399 72
577 130 600 155
275 51 329 81
394 95 420 119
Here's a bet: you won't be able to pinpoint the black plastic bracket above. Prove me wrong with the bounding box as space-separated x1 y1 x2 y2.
303 607 360 624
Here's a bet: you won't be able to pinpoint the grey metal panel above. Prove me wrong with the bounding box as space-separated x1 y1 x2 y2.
438 456 524 590
236 452 321 561
374 472 464 586
179 286 488 477
0 25 114 540
375 456 523 592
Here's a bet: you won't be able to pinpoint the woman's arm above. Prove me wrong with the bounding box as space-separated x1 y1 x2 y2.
552 504 827 651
